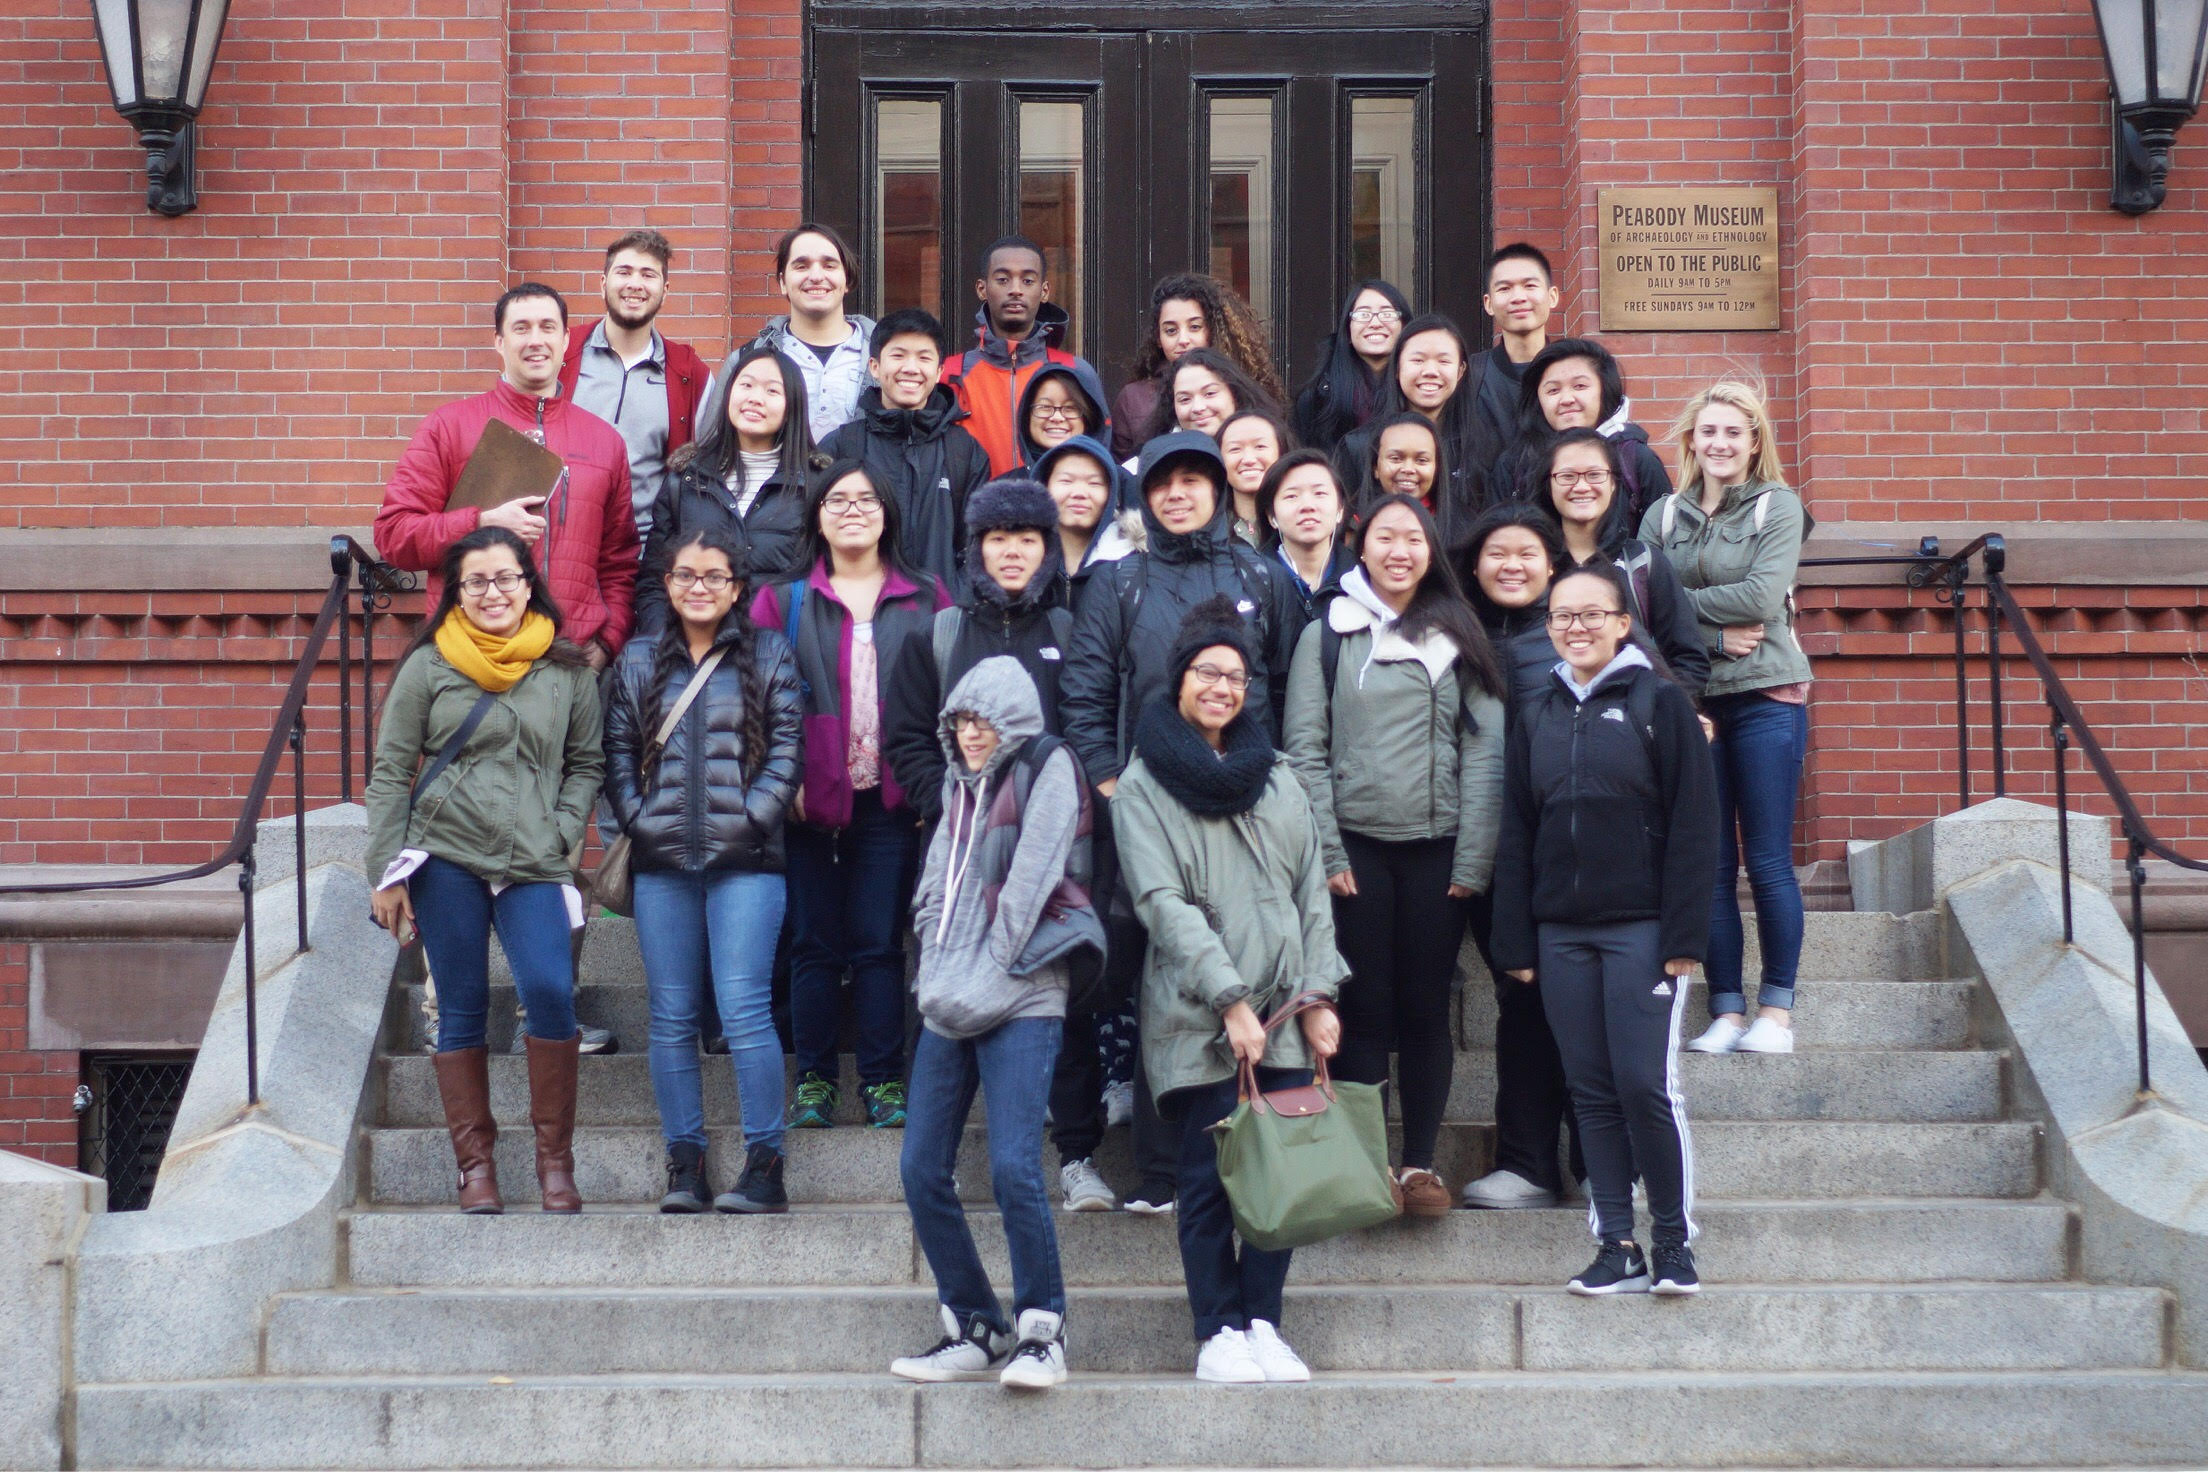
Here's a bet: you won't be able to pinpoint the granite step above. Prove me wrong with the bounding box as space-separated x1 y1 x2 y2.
364 1119 2039 1206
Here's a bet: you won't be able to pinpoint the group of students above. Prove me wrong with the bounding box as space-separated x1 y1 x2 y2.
364 223 1815 1388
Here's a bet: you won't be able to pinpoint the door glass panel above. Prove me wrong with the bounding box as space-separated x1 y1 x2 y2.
1018 98 1086 355
874 98 944 324
1349 95 1418 293
1207 95 1274 322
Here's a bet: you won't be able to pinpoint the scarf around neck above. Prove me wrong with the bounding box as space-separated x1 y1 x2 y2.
436 607 554 692
1134 696 1275 818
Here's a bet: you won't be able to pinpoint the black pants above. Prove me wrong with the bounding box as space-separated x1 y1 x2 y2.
1538 919 1694 1244
1329 832 1467 1172
1469 892 1586 1192
1168 1070 1306 1340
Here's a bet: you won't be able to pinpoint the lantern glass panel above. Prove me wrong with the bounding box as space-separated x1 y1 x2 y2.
2099 0 2150 107
136 0 194 103
2155 0 2208 102
91 0 138 107
183 0 230 112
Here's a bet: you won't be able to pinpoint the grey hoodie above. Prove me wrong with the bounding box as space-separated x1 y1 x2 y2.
911 657 1084 1040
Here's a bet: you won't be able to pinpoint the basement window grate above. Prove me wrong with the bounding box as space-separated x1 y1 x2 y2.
80 1054 193 1212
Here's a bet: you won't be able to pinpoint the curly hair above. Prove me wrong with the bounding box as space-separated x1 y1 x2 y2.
1137 348 1284 445
1127 273 1284 406
640 527 769 791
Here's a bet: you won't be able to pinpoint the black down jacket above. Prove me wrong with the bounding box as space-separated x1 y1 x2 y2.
602 620 805 874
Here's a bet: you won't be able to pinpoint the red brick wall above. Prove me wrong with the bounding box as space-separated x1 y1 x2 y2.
0 944 78 1167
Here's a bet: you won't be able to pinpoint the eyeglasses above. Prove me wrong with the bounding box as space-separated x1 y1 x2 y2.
458 572 527 597
1189 663 1250 691
1546 609 1621 631
823 493 883 516
667 570 736 591
1348 307 1403 324
1031 401 1085 426
1550 468 1615 490
951 713 994 733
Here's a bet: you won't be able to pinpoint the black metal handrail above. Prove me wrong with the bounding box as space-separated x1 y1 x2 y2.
0 536 411 1105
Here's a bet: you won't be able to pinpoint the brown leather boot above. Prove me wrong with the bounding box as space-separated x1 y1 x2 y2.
431 1046 501 1215
524 1031 583 1213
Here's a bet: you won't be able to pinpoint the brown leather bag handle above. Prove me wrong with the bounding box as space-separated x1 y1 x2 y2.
1235 992 1339 1112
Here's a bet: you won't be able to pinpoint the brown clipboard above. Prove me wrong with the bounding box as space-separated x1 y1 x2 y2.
446 417 567 514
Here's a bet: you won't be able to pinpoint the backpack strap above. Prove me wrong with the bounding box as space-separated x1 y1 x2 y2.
1624 671 1663 776
931 605 962 686
1659 493 1679 540
409 689 497 810
1320 621 1343 698
1752 491 1769 533
1618 544 1654 627
1045 606 1074 649
780 581 811 700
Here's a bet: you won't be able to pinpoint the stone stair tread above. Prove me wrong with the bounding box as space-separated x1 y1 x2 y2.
73 1369 2208 1469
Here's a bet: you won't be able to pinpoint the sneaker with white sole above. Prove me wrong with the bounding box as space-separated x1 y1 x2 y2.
1460 1168 1560 1210
1650 1238 1701 1296
1123 1189 1176 1217
1568 1239 1651 1296
1685 1017 1747 1053
1244 1319 1310 1382
1060 1157 1118 1212
890 1305 1008 1382
1194 1326 1265 1384
998 1309 1068 1389
1736 1015 1795 1053
1101 1079 1135 1128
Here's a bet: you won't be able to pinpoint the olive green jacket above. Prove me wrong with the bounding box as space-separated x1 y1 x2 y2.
1281 585 1507 893
1112 754 1348 1102
1638 479 1814 698
365 649 605 887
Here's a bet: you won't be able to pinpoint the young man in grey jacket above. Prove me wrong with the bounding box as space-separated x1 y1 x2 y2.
892 657 1095 1391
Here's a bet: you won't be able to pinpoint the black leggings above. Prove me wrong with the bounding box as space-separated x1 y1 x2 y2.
1329 832 1470 1172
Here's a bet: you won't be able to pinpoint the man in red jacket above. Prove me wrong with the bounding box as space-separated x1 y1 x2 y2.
939 234 1092 476
375 283 641 666
555 229 713 546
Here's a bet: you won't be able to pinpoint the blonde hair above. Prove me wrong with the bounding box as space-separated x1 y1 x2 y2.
1671 378 1787 497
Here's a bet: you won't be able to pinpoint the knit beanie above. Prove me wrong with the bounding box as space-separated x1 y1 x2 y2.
1166 595 1260 691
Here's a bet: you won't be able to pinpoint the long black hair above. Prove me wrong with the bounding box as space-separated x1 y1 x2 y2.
1461 502 1566 631
1350 492 1506 699
1541 426 1635 560
1137 347 1284 445
792 459 932 589
640 526 769 789
1492 337 1628 503
1355 410 1452 516
396 526 590 678
1291 279 1411 452
1374 313 1495 510
674 342 816 500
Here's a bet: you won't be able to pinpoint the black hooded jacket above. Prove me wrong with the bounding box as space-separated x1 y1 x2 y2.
1061 433 1309 785
817 384 992 591
636 458 810 634
883 536 1073 825
602 620 806 874
1014 360 1113 472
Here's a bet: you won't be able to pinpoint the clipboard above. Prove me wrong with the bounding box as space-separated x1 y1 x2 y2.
447 418 567 514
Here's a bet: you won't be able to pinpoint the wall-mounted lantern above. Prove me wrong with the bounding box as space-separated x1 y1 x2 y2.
87 0 234 216
2089 0 2208 213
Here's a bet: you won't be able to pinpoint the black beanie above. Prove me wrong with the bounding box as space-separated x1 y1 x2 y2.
1166 595 1260 691
963 477 1060 543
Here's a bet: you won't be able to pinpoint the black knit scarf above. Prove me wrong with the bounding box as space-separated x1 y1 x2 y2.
1133 696 1275 818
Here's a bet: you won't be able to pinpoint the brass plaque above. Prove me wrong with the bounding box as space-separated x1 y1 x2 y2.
1597 187 1780 332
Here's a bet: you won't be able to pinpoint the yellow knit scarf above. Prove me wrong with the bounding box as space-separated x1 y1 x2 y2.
435 608 555 692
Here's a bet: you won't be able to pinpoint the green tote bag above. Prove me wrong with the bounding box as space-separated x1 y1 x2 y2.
1209 995 1402 1252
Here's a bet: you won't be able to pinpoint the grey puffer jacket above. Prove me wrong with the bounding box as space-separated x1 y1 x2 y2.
1113 751 1347 1102
1283 570 1507 893
1638 479 1812 698
911 658 1085 1040
601 621 805 875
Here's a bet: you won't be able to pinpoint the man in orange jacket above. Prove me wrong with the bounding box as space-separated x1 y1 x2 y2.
939 234 1098 477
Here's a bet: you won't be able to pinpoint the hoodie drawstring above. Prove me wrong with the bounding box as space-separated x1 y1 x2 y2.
936 777 986 949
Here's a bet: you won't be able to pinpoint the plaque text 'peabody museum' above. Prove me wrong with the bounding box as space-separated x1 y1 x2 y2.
1597 187 1779 332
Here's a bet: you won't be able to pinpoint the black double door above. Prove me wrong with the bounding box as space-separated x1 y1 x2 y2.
810 15 1488 393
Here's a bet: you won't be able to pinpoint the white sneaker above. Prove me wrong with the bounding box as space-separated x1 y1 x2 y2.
1460 1168 1560 1210
1123 1192 1176 1217
1686 1017 1747 1053
1736 1015 1795 1053
1194 1326 1266 1384
1102 1079 1135 1128
890 1305 1007 1382
998 1309 1068 1389
1244 1320 1310 1382
1060 1157 1118 1212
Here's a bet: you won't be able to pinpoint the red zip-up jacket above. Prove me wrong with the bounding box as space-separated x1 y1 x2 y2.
373 379 641 653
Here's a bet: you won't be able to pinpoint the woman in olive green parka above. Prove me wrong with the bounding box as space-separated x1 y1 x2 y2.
366 527 604 1217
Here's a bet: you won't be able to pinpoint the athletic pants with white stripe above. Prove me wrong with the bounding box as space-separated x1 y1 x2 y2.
1536 918 1696 1244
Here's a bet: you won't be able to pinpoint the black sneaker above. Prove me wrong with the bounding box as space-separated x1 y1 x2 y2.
714 1143 788 1214
659 1141 710 1214
1650 1238 1701 1296
1568 1239 1651 1296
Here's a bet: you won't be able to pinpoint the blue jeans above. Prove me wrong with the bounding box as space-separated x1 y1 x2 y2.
1705 693 1809 1016
785 788 918 1086
899 1018 1065 1330
410 855 577 1051
1172 1069 1308 1340
632 868 789 1153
